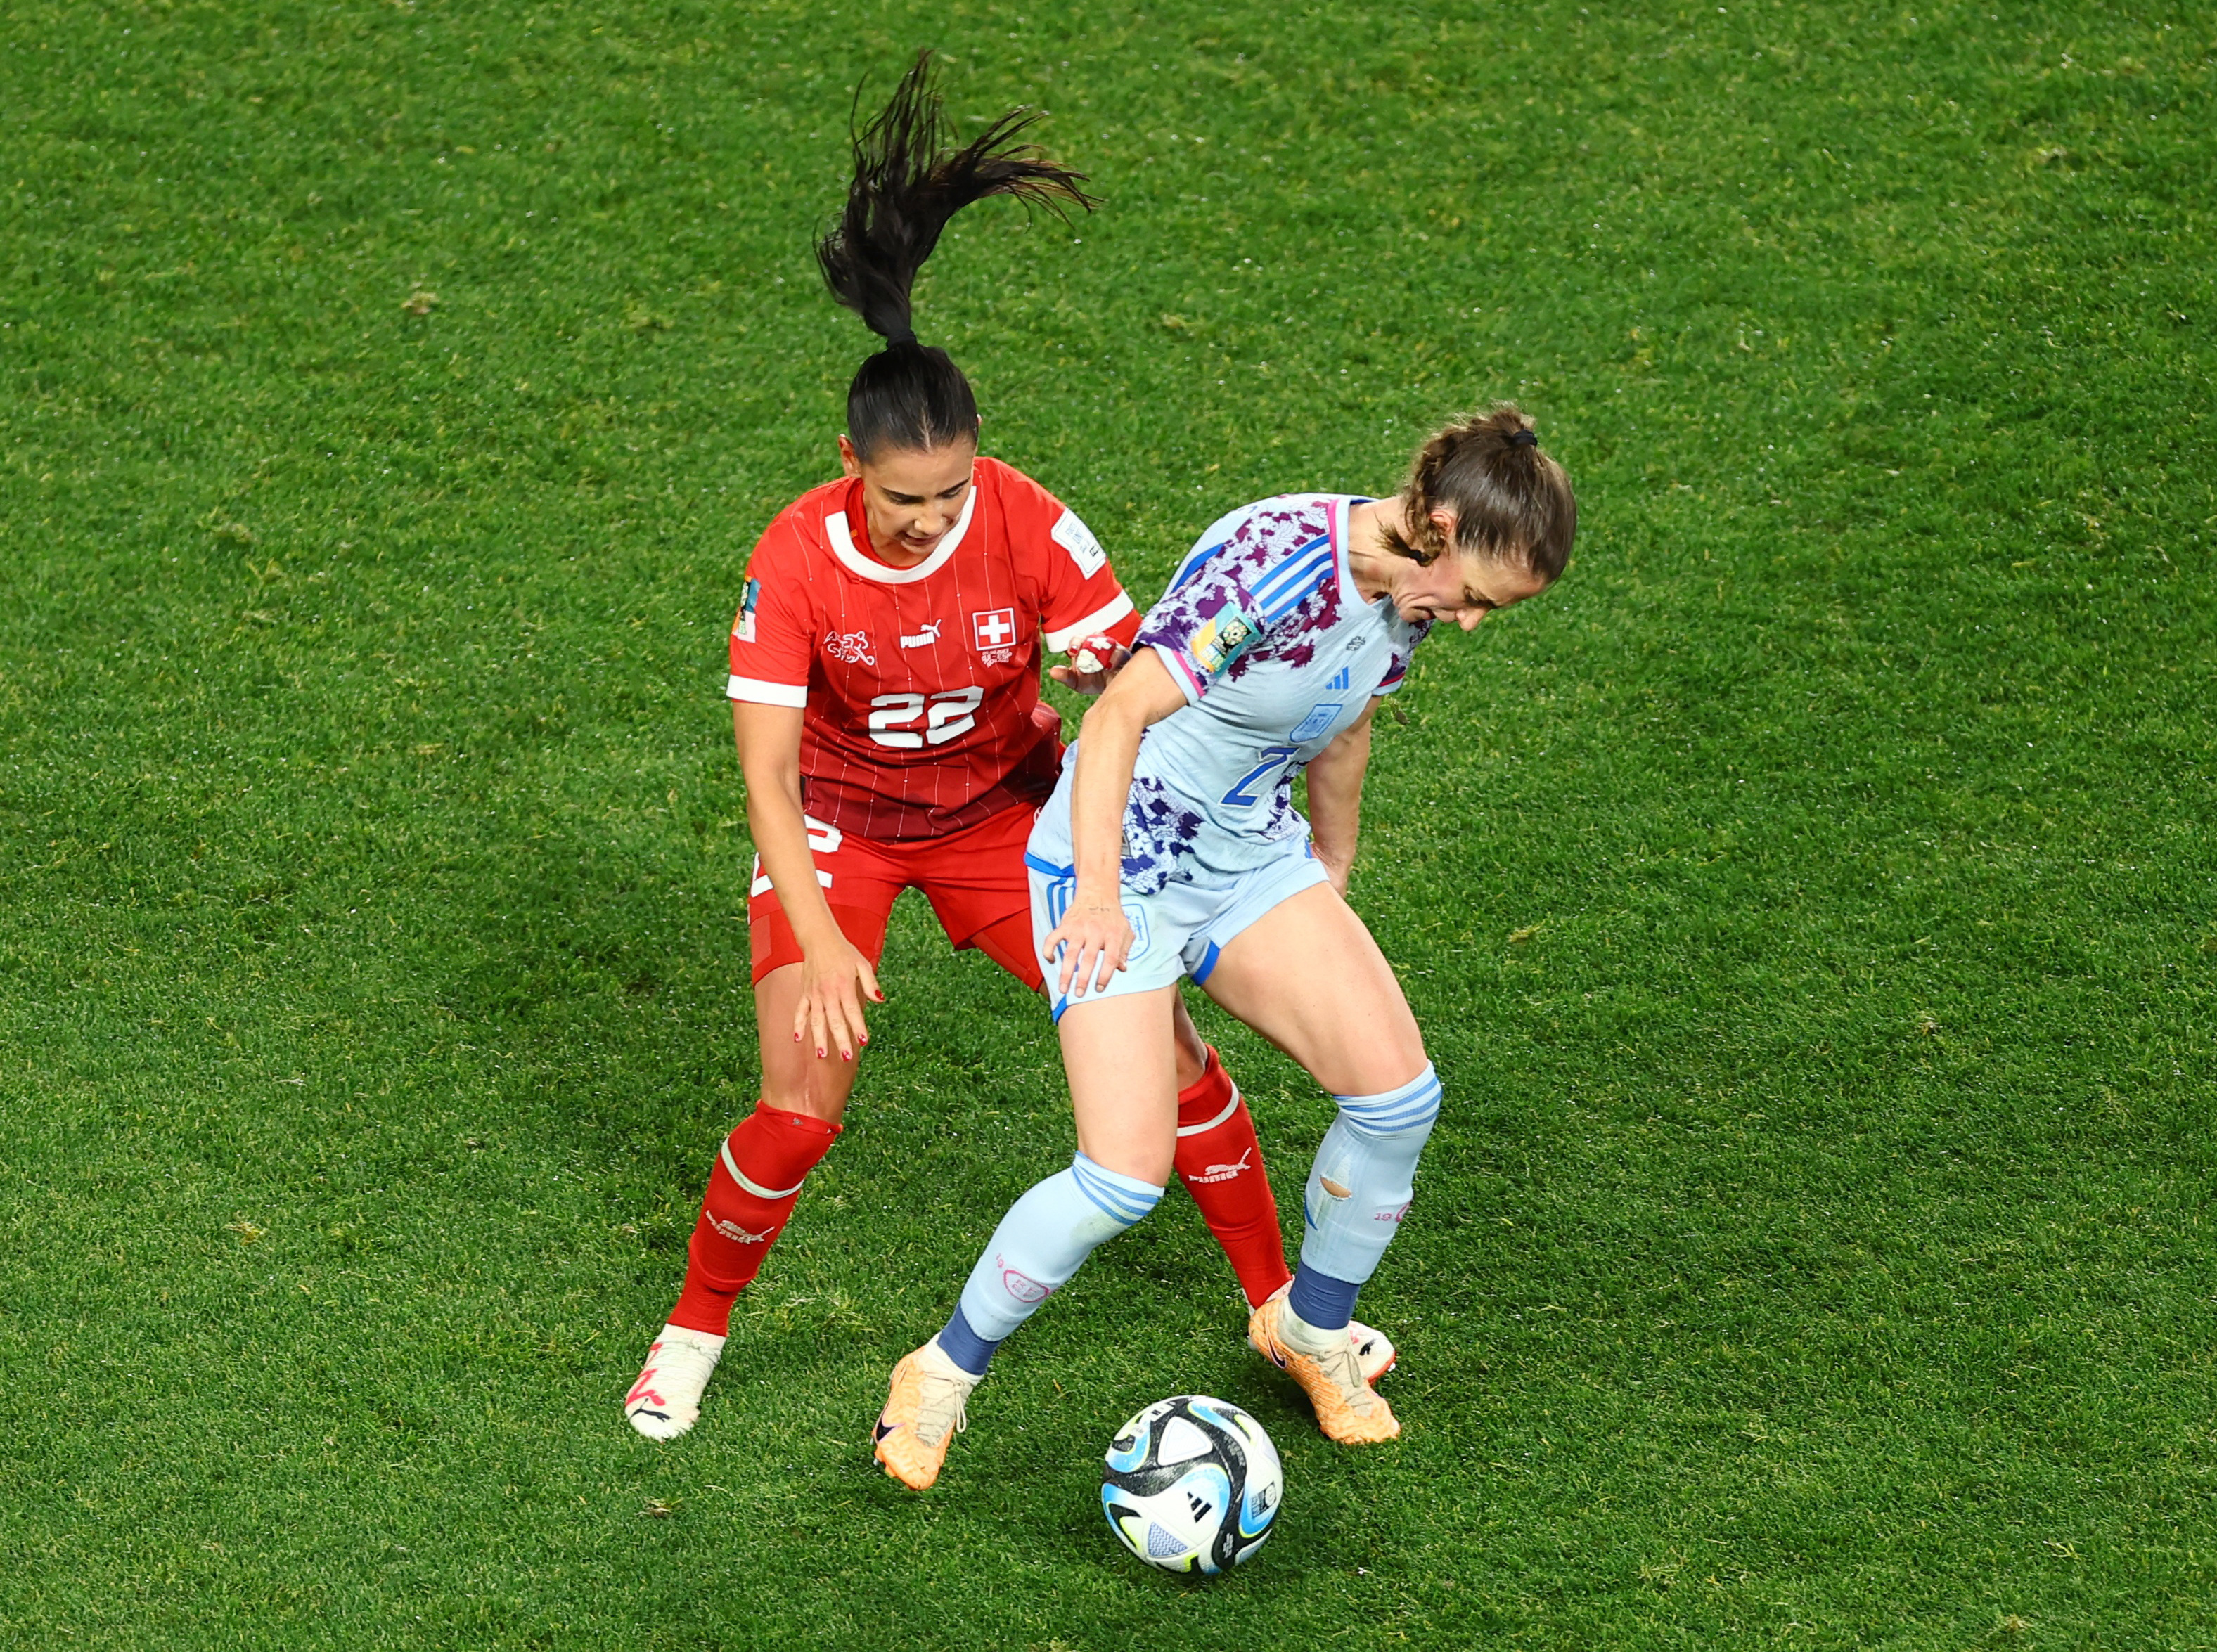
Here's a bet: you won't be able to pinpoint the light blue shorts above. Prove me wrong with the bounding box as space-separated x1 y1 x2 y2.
1024 830 1330 1021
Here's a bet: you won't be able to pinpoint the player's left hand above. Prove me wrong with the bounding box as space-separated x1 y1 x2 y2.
1043 899 1133 1000
1047 637 1131 697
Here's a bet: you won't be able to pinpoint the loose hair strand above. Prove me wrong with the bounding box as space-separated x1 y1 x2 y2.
816 51 1098 458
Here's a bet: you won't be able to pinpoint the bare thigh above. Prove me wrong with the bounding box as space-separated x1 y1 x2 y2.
1055 986 1181 1187
756 963 1201 1127
1168 991 1209 1088
754 963 866 1122
1200 883 1429 1098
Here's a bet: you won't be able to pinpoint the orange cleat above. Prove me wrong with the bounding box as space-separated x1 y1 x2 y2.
1248 1285 1401 1445
872 1338 982 1490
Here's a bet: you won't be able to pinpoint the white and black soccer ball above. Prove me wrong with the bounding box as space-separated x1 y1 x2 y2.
1100 1394 1283 1575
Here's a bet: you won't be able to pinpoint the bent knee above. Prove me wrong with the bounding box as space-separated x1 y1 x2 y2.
1077 1144 1176 1189
757 1054 859 1123
1334 1064 1442 1135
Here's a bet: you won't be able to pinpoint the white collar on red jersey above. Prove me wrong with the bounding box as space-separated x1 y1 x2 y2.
822 479 979 585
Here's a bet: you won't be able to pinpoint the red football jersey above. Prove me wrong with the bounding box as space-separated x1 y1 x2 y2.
726 456 1138 842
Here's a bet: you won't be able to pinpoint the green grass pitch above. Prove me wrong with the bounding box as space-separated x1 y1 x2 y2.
3 1 2213 1646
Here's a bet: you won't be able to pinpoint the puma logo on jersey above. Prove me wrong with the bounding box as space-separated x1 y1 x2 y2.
899 619 943 648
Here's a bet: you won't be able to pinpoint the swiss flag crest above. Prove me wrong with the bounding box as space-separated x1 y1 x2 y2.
971 607 1017 652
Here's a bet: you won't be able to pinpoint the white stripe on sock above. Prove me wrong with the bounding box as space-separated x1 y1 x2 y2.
1174 1084 1243 1138
721 1137 807 1201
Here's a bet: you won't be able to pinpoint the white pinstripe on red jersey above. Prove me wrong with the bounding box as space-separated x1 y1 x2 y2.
727 456 1135 842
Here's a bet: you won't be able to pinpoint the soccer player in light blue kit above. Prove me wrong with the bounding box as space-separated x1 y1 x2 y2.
873 406 1576 1488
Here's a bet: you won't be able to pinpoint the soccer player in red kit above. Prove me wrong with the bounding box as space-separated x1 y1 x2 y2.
623 56 1390 1440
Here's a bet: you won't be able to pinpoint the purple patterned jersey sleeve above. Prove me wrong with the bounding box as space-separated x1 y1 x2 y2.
1135 501 1333 705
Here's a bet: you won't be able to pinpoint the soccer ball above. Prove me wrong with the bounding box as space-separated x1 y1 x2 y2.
1100 1395 1283 1575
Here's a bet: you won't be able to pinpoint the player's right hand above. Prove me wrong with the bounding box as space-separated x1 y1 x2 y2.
1046 636 1132 697
1043 900 1133 1000
793 936 885 1061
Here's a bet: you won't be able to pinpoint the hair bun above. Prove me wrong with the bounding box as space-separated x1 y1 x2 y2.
1387 400 1576 581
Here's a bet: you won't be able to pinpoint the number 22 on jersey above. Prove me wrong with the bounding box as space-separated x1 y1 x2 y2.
867 687 986 749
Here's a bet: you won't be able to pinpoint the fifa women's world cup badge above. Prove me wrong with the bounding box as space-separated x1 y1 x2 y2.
1188 611 1256 677
734 576 762 644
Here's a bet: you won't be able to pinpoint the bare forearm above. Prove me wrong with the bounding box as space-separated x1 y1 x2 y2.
733 704 842 954
1069 702 1145 903
1304 719 1373 881
743 770 843 950
1069 650 1188 905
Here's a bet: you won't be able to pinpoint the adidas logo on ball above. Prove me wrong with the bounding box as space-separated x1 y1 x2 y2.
1100 1395 1283 1575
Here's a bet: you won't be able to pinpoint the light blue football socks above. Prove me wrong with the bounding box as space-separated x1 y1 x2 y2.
937 1069 1438 1372
1292 1064 1442 1329
941 1151 1165 1376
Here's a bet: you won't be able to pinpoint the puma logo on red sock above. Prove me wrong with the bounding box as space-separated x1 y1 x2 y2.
1191 1147 1253 1185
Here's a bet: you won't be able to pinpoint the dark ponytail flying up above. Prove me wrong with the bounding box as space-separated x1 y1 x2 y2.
818 51 1097 460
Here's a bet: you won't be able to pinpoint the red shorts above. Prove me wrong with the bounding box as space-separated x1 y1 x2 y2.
747 803 1044 991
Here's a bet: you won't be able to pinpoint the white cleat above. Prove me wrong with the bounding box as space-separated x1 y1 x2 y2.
624 1324 726 1440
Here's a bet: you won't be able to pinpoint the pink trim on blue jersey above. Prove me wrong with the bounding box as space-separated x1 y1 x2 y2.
1136 496 1349 704
1156 641 1209 704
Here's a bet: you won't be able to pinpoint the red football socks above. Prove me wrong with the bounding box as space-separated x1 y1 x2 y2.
1174 1047 1293 1308
667 1102 842 1336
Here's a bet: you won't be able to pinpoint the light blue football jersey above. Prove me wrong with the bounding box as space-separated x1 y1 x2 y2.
1066 493 1432 896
